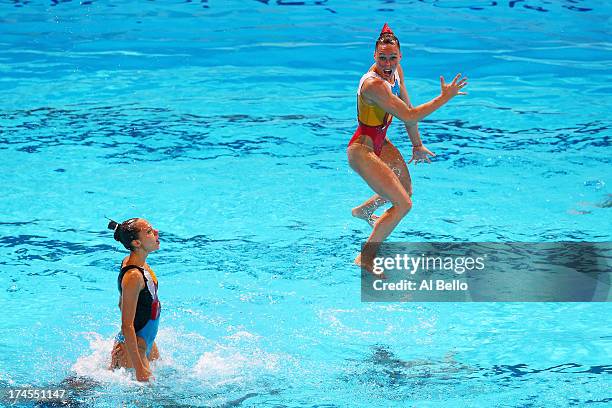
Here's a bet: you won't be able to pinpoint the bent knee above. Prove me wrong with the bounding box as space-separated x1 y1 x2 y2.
403 183 413 197
393 195 412 215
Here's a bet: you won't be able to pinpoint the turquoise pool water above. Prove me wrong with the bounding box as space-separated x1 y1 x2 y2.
1 0 610 406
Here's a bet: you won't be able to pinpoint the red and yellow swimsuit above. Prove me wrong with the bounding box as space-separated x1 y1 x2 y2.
348 70 402 156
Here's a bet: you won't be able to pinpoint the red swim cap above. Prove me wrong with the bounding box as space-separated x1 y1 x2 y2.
380 23 394 36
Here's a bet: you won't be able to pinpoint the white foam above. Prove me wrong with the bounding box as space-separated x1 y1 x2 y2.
0 370 16 386
192 345 279 386
225 330 259 341
71 328 286 389
71 332 142 386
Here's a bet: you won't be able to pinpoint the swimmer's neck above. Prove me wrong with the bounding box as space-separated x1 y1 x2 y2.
371 66 395 84
123 250 148 268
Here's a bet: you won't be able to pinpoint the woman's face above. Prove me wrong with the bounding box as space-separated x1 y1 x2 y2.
374 43 401 81
133 219 160 252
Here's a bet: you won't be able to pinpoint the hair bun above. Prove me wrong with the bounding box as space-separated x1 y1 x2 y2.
107 220 122 242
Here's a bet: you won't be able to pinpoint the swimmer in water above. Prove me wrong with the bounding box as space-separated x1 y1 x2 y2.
107 218 161 382
347 24 468 274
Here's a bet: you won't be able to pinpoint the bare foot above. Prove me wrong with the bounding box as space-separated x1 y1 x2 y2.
352 207 379 227
354 253 386 279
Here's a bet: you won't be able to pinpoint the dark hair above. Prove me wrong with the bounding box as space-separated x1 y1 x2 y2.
107 218 141 250
376 32 400 51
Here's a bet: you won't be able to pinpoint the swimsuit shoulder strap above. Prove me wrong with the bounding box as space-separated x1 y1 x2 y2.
358 70 398 97
118 264 146 293
357 71 383 96
390 71 401 96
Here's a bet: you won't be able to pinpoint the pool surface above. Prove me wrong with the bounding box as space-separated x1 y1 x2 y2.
1 0 611 406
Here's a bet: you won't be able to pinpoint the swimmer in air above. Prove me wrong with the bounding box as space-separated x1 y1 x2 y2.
107 218 161 382
347 23 468 274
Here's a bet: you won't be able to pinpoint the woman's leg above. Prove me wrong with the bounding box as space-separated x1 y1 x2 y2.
109 337 149 370
380 140 412 196
351 195 386 225
148 342 160 361
348 144 412 272
352 140 412 225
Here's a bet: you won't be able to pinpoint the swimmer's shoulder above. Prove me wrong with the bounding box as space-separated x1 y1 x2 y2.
120 269 145 292
363 65 384 84
119 261 146 290
362 75 390 101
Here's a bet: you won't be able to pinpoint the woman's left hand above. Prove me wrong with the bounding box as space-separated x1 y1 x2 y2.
408 145 436 165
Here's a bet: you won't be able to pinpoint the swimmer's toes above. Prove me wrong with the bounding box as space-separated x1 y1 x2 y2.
354 253 361 266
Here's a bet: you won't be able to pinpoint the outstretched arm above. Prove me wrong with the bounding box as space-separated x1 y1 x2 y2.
362 73 467 126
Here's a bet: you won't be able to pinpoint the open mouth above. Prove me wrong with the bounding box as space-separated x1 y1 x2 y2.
383 69 393 76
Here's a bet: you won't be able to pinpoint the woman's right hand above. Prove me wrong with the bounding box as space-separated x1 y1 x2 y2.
440 73 468 99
